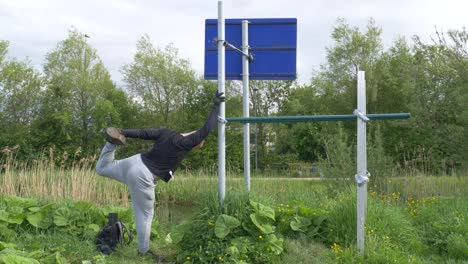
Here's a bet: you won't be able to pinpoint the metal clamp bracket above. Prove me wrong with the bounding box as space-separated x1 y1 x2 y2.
353 109 370 123
214 38 253 61
355 171 370 185
217 115 228 124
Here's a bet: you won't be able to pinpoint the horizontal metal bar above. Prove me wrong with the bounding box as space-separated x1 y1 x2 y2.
205 18 297 26
226 113 411 123
222 41 253 60
206 72 296 77
204 72 297 80
206 47 296 52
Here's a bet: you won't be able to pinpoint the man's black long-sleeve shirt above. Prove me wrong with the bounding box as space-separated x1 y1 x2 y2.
121 104 219 182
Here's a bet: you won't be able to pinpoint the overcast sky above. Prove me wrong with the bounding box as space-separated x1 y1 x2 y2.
1 0 467 85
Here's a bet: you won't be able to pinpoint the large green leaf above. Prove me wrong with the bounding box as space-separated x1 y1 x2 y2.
5 214 24 225
74 201 105 226
214 214 240 238
0 255 40 264
26 250 48 260
26 212 52 229
26 212 44 228
7 207 23 214
27 207 42 213
0 210 23 225
290 215 311 233
0 241 16 250
87 223 100 232
250 213 275 234
53 207 71 227
5 197 37 209
28 203 54 213
250 200 275 221
38 251 67 264
266 234 284 255
166 223 189 244
230 236 253 254
226 246 239 256
0 210 10 223
0 223 15 240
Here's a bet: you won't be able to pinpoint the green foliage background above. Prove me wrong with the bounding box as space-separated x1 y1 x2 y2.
0 19 467 174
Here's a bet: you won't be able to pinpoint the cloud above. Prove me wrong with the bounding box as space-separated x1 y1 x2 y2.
1 0 467 86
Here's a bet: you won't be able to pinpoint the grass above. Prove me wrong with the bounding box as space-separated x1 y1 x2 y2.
273 235 331 264
0 147 130 206
1 151 468 263
1 179 467 263
373 174 468 200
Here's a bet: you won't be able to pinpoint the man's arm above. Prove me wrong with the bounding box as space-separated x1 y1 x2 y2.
178 92 225 149
121 128 167 140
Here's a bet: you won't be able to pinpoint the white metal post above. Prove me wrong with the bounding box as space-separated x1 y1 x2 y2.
356 71 368 255
242 20 251 192
217 0 226 207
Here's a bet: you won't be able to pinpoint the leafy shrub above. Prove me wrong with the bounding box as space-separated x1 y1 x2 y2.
166 196 284 263
275 201 326 239
411 197 468 259
166 190 331 264
0 195 140 263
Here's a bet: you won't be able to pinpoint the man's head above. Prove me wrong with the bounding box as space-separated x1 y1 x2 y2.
181 131 205 149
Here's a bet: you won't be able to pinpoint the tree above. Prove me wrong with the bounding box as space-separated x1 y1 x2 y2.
275 19 384 164
276 84 323 161
122 36 198 127
247 80 294 169
0 41 43 157
317 18 383 114
407 29 468 172
34 29 124 155
0 40 8 66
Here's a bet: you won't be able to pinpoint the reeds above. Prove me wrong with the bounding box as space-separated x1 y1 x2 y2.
0 146 129 206
1 145 466 208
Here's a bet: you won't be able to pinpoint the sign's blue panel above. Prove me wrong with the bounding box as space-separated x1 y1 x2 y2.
204 18 297 80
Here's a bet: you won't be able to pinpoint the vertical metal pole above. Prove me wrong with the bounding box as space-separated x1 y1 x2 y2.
253 88 258 171
242 20 250 192
217 0 226 207
356 71 367 255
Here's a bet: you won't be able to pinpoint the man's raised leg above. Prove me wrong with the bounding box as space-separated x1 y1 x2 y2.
96 143 125 183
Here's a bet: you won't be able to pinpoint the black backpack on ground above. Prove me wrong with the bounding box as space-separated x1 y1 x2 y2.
96 213 133 254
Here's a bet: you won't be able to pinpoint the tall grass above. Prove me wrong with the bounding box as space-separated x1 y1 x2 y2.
373 175 468 200
1 144 467 208
0 146 129 206
1 145 327 207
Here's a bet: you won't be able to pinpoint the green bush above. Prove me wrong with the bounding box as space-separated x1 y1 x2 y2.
0 195 143 263
411 197 468 259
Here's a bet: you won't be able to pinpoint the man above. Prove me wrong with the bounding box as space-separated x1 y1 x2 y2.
96 91 225 258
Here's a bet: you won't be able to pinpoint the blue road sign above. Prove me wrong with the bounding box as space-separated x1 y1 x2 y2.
204 18 297 80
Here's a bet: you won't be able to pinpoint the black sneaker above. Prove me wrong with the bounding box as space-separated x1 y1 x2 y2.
105 127 126 145
138 249 164 262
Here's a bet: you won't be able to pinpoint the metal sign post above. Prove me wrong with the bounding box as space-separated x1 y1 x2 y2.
217 0 226 207
242 20 251 192
355 71 368 255
205 17 297 198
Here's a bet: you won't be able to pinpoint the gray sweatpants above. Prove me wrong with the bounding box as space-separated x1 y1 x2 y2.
96 143 156 253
